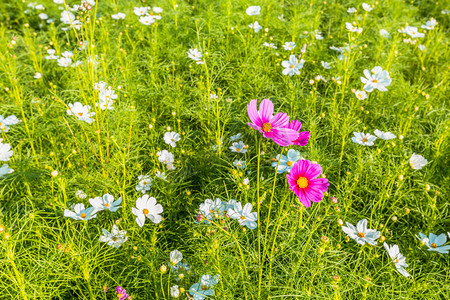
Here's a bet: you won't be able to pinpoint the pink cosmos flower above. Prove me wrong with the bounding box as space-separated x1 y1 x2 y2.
287 120 310 146
247 99 299 146
286 159 329 207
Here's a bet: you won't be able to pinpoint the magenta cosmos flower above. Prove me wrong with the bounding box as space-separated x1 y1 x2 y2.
286 160 329 207
287 120 310 146
247 99 299 146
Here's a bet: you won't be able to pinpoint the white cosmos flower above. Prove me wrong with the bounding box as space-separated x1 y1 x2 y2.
164 132 181 147
139 15 155 25
362 3 372 11
354 90 367 100
404 26 425 38
409 153 428 169
374 129 396 140
131 195 163 227
347 7 357 13
229 141 247 153
75 190 87 199
228 202 258 229
99 225 127 248
379 29 390 38
360 66 392 92
134 7 149 16
263 42 277 49
57 57 72 67
0 142 13 161
249 21 262 33
64 203 97 221
0 115 20 133
351 132 377 146
170 250 183 265
187 48 202 61
89 193 122 212
39 13 48 20
158 150 175 165
346 22 363 33
34 72 41 79
61 51 73 58
383 243 410 277
136 175 153 193
341 219 380 245
418 45 426 51
421 18 437 30
67 102 95 123
282 55 305 76
0 164 14 177
111 13 126 20
155 170 167 180
246 6 261 16
153 7 163 13
45 49 59 60
282 41 296 51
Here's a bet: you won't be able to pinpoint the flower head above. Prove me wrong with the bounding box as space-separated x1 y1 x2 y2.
416 232 450 254
383 243 410 277
0 164 14 177
354 90 368 100
272 149 302 173
112 13 126 20
164 132 180 147
131 195 163 227
170 250 183 266
282 42 296 51
249 21 263 33
351 132 377 146
247 99 299 146
0 142 13 162
374 129 396 140
229 141 248 153
66 102 95 123
286 160 329 207
89 193 122 212
0 115 20 133
281 55 305 76
246 6 261 16
287 120 310 146
361 66 392 92
341 219 380 245
228 202 258 229
139 15 155 25
189 274 220 300
99 225 127 248
64 203 97 221
409 153 428 169
421 18 437 30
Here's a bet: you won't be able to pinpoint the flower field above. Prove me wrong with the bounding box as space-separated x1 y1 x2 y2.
0 0 449 299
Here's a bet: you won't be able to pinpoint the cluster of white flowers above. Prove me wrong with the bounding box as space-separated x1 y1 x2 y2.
157 149 176 170
196 198 257 230
93 81 118 110
134 6 163 26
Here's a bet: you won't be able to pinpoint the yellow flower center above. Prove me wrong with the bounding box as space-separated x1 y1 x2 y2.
236 148 241 152
372 79 378 83
143 209 149 215
240 216 246 220
290 64 294 68
117 294 123 298
201 285 207 290
104 203 110 207
287 161 293 166
357 232 365 238
262 123 272 132
296 177 308 189
77 112 83 116
431 243 437 248
80 213 86 218
210 209 215 213
362 137 368 142
112 237 118 241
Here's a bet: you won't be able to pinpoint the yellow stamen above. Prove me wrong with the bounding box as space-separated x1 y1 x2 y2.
262 123 272 132
287 161 293 166
143 209 149 215
358 232 365 238
296 177 308 189
80 213 86 218
431 243 437 248
362 137 368 142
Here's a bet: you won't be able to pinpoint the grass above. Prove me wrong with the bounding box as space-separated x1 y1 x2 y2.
0 0 449 299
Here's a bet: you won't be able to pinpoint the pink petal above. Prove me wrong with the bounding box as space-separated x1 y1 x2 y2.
308 178 329 192
304 163 322 180
298 189 311 207
291 160 311 177
293 131 310 146
270 112 290 128
259 99 274 123
289 119 302 131
304 187 324 203
265 128 299 146
247 100 263 127
248 122 263 133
